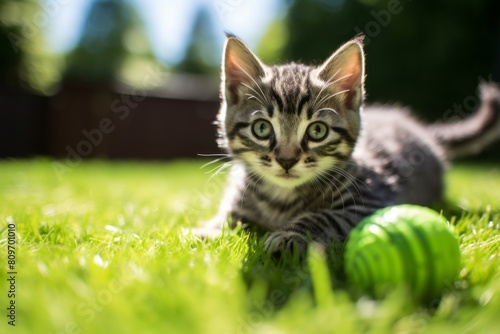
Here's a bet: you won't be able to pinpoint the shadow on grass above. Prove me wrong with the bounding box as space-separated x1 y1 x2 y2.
239 231 349 314
235 199 495 319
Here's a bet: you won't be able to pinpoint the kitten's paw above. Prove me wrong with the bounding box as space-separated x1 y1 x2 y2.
188 216 227 239
263 230 308 256
187 226 222 239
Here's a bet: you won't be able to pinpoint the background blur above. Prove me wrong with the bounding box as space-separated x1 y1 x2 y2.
1 0 499 160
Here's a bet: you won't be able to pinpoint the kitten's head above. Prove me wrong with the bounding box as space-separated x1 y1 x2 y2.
218 35 365 188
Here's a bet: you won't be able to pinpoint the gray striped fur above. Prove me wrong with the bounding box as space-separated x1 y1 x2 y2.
199 35 500 255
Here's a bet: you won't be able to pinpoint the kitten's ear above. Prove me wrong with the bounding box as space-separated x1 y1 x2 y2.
222 36 266 103
316 36 365 111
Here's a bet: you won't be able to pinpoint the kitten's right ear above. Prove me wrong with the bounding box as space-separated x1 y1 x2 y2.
222 36 266 104
315 36 365 112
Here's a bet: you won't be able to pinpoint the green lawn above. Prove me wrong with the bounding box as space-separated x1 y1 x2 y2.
0 159 499 334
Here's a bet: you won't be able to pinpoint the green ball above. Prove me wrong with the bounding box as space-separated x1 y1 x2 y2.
344 205 461 301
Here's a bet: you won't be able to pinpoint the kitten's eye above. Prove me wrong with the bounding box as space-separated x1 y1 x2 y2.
252 120 273 139
307 122 328 141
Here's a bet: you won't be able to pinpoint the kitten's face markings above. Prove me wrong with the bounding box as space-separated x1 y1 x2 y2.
221 35 364 188
242 107 348 188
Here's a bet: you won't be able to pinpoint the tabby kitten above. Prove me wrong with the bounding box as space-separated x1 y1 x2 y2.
198 34 500 255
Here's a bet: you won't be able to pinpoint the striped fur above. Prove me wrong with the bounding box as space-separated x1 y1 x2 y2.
200 35 500 255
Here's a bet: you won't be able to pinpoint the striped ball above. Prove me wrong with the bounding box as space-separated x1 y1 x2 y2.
344 205 461 302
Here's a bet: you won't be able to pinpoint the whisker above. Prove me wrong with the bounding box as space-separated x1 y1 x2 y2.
237 63 270 106
252 110 266 116
330 73 353 85
204 163 228 178
199 154 231 169
323 167 368 212
245 93 264 105
200 157 231 169
311 107 339 117
242 83 267 104
206 161 232 182
312 72 354 112
312 68 341 110
315 171 340 210
198 153 231 158
309 174 326 204
240 171 263 211
315 90 350 110
315 170 347 213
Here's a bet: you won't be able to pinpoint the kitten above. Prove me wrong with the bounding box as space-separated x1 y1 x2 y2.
198 34 500 255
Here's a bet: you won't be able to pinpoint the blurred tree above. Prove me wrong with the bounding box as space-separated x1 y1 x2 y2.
174 6 219 75
0 0 59 94
257 18 289 64
64 0 160 87
259 0 500 121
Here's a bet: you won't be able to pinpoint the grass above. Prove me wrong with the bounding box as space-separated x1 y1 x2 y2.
0 159 499 334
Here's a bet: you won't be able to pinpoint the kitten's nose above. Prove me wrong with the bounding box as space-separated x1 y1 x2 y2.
276 157 299 172
275 145 301 172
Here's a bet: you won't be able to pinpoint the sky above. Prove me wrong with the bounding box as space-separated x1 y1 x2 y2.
43 0 285 65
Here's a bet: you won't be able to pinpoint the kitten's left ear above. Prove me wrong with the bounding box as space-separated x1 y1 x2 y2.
315 35 365 111
223 36 267 104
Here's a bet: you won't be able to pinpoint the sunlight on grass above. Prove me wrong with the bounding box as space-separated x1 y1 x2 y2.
0 159 499 333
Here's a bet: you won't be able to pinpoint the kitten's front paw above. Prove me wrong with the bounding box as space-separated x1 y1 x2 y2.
189 226 222 239
263 230 308 256
188 217 226 239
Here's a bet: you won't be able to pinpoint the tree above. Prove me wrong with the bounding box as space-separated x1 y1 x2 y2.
259 0 500 121
64 0 157 85
174 6 220 75
0 0 58 94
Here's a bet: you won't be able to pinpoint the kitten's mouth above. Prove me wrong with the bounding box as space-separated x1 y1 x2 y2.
266 171 305 188
270 171 307 188
277 172 299 179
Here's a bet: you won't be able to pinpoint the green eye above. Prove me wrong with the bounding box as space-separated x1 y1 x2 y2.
252 120 273 139
307 122 328 141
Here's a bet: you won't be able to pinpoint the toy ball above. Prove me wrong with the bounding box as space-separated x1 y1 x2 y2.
344 205 461 301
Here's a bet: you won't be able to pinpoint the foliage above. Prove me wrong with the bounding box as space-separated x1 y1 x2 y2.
64 0 158 85
0 0 59 94
174 6 220 75
0 159 499 333
259 0 499 121
256 19 289 64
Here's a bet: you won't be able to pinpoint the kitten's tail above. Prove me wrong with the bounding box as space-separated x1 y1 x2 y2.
429 82 500 160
